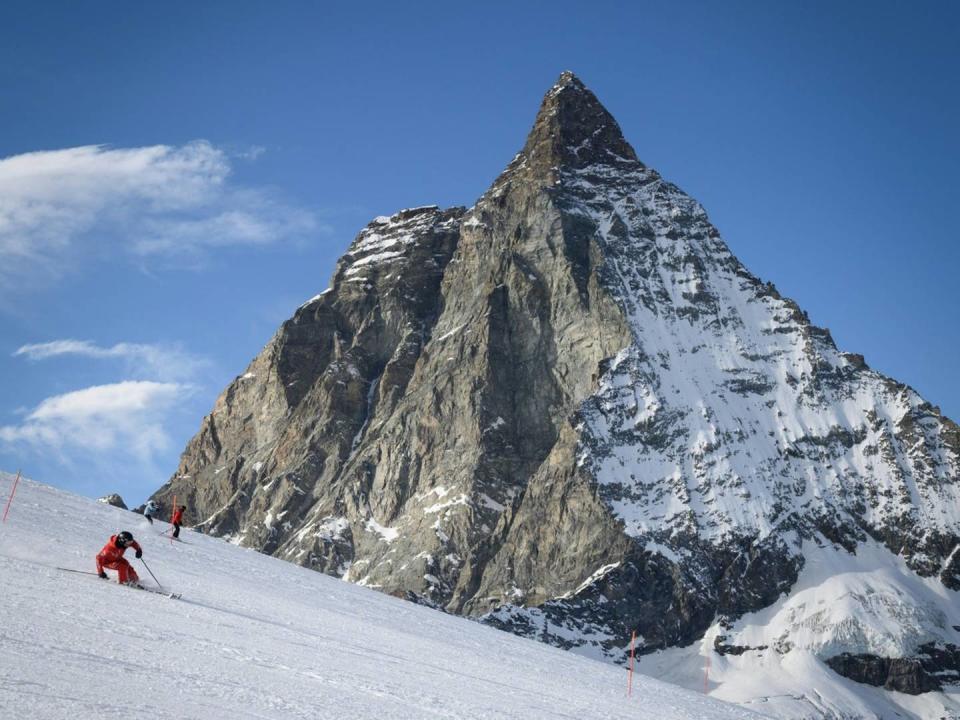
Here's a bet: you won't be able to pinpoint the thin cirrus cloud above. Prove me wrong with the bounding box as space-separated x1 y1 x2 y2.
0 140 320 292
0 380 185 463
14 339 211 383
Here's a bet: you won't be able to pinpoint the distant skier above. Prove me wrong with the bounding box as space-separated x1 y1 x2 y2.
171 505 186 539
96 531 143 587
143 500 159 525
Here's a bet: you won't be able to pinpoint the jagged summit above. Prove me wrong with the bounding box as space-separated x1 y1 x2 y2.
520 71 639 172
555 69 582 88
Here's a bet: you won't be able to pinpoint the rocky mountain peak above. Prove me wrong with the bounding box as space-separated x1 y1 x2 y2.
156 72 960 718
519 71 640 172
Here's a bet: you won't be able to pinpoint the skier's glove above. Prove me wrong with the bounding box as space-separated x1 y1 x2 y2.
98 571 108 579
135 549 143 559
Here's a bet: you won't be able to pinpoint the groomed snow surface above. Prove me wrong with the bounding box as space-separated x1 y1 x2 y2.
0 474 759 720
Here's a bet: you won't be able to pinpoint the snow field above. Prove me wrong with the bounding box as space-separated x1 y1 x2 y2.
0 474 760 720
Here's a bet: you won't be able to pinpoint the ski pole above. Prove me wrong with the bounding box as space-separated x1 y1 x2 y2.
56 567 100 576
140 558 162 588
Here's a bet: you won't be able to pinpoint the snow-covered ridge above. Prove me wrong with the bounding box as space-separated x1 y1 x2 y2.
341 205 457 278
0 474 759 720
562 154 960 551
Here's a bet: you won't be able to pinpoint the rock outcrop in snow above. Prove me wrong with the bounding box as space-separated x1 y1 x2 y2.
153 71 960 715
97 493 127 510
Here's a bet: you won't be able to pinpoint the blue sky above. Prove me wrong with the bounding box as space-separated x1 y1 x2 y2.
1 1 957 504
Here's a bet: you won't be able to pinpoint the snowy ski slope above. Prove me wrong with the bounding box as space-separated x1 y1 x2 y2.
0 473 760 720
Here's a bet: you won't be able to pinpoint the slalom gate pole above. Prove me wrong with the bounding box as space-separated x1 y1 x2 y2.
2 470 22 523
169 494 177 545
627 630 636 697
140 558 162 588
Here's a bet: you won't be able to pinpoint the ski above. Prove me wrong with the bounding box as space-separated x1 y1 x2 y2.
135 585 182 600
56 566 182 599
107 579 182 600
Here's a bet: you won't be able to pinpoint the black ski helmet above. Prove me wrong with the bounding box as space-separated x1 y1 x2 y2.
117 530 134 545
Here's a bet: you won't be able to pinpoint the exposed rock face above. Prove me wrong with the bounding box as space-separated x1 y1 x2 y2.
154 72 960 709
97 494 127 510
827 642 960 694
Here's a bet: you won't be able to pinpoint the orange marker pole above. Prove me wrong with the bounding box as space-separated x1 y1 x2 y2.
169 494 177 544
2 470 22 523
627 630 636 697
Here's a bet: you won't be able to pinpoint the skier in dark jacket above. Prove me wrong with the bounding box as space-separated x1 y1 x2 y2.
96 531 143 586
171 505 186 539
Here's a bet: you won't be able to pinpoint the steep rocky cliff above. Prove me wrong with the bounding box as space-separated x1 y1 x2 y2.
154 72 960 718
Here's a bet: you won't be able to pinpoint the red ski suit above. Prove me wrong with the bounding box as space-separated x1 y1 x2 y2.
171 508 184 525
96 535 142 583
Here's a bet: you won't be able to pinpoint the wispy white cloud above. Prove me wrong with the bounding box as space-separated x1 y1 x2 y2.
133 191 316 258
234 145 266 161
3 340 209 493
0 141 321 293
14 339 210 383
0 381 186 462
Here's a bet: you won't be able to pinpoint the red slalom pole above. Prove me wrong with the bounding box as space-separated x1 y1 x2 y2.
2 470 22 523
627 630 636 697
169 494 177 545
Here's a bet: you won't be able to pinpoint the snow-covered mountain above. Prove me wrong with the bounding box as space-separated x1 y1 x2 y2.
151 72 960 718
0 473 758 719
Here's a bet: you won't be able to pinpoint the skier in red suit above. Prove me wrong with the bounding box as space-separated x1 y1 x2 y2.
96 531 143 586
171 505 186 539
